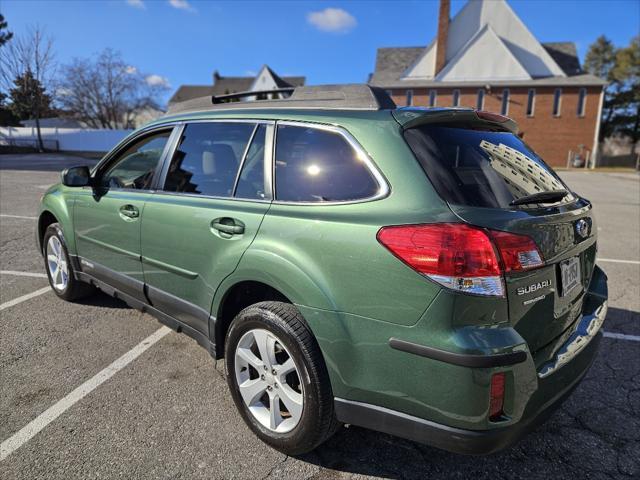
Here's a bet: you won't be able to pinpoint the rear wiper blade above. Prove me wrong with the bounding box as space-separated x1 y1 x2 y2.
509 190 568 206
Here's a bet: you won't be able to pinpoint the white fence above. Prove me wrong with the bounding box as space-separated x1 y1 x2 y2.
0 127 133 152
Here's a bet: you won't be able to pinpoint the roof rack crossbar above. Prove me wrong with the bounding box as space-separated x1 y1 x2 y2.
212 88 294 104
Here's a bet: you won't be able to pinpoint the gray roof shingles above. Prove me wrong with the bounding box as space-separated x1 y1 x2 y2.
369 42 606 88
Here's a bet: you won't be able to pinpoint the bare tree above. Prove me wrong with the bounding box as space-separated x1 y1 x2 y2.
57 49 168 130
0 26 56 151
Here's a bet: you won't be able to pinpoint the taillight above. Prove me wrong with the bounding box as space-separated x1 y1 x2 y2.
489 230 543 272
489 372 506 421
377 223 543 297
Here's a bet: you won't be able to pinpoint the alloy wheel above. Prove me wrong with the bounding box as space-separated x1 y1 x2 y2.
46 236 68 292
234 328 304 433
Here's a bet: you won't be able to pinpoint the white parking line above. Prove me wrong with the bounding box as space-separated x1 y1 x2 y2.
0 214 37 220
0 287 51 312
0 326 171 461
598 258 640 265
1 270 48 278
604 331 640 342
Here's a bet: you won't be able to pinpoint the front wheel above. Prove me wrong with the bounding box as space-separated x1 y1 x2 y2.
43 223 96 301
225 301 340 455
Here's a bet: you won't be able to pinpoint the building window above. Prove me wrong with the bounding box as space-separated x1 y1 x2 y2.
476 89 484 110
553 88 562 116
406 90 413 106
526 89 535 117
501 89 509 115
429 90 437 107
577 88 586 117
452 89 460 107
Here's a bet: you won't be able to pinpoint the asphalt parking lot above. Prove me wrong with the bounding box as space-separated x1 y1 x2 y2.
0 154 639 479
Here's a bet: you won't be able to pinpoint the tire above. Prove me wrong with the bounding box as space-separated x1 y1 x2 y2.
43 223 96 301
225 301 340 455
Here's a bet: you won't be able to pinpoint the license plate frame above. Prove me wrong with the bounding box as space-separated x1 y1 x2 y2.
560 256 581 297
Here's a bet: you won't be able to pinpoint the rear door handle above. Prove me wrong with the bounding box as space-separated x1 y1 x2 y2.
211 218 245 235
119 204 139 219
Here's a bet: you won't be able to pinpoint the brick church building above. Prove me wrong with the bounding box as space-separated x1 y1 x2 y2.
369 0 607 167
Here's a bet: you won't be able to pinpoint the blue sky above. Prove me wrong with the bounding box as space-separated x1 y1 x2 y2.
2 0 639 104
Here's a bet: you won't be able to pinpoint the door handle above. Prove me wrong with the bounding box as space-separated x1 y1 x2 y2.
119 204 139 219
211 218 245 235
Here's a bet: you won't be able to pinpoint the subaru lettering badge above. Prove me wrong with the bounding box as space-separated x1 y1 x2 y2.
575 219 589 239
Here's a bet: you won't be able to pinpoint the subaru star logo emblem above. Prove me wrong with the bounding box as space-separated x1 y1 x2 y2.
575 219 589 239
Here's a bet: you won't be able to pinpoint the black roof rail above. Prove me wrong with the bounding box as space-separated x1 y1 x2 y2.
166 84 397 115
212 88 294 104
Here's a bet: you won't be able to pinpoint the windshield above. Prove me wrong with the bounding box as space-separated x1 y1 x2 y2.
404 125 575 209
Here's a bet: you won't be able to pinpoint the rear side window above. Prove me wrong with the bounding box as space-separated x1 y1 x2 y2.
163 122 255 197
404 125 574 209
274 125 379 202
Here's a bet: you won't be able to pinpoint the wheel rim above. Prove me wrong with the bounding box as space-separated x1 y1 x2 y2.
46 236 68 292
234 328 304 433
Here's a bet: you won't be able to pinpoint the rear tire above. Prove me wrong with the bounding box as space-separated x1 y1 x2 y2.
225 301 340 455
43 223 96 301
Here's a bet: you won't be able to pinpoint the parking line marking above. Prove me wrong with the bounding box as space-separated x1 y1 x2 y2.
603 331 640 342
1 270 48 278
598 258 640 265
0 286 51 312
0 326 171 461
0 214 37 220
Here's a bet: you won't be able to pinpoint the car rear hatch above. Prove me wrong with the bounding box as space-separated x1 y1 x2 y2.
399 111 598 355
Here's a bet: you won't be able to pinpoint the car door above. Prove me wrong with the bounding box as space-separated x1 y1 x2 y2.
140 120 273 335
74 127 175 302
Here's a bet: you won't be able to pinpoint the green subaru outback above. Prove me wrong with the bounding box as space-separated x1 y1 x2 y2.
37 85 607 455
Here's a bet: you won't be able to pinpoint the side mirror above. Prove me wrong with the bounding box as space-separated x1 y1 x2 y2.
61 166 91 187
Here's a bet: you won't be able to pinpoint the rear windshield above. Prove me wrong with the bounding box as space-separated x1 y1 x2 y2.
404 125 574 209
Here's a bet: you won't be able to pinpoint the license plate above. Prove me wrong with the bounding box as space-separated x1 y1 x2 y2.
560 256 581 297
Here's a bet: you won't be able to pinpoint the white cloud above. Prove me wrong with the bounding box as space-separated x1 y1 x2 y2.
145 74 171 88
307 7 356 33
125 65 138 74
126 0 145 9
244 70 257 76
168 0 195 12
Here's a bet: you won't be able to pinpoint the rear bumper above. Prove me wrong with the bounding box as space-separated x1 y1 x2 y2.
335 331 599 455
334 266 608 455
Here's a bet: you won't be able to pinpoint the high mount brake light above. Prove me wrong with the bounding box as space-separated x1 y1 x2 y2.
377 223 543 297
476 110 510 123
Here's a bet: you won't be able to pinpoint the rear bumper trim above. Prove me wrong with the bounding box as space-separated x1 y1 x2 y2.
538 300 607 378
388 337 527 368
334 375 581 456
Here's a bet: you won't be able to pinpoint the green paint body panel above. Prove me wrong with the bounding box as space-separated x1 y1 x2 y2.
37 105 608 441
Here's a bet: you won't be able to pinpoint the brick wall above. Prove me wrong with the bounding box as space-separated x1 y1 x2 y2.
389 86 603 167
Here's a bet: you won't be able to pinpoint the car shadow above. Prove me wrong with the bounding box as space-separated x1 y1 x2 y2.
75 290 131 309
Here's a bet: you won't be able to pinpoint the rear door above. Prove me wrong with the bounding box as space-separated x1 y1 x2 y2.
404 124 597 355
140 120 272 335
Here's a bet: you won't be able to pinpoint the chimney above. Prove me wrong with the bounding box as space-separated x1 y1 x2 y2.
435 0 450 75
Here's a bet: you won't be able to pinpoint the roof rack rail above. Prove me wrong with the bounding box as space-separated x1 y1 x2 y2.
166 84 397 115
212 88 294 104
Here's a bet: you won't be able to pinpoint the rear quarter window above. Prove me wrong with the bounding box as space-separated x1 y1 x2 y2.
404 125 574 209
274 124 380 203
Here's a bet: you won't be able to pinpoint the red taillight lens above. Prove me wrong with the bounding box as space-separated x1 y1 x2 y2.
490 230 543 272
377 223 543 296
489 372 506 421
377 223 500 276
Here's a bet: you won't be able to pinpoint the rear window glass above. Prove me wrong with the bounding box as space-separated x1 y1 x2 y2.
275 125 380 203
404 125 574 209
